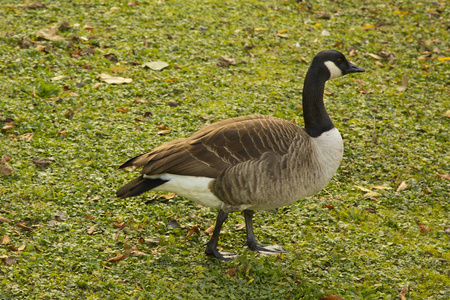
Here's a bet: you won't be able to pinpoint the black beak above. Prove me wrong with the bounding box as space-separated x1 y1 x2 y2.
347 62 365 74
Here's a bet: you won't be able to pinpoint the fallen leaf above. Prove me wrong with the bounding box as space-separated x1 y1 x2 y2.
159 193 176 200
0 217 12 223
97 74 132 84
399 286 408 300
116 108 128 113
366 53 382 60
18 244 26 251
5 256 16 265
113 220 125 228
435 173 450 180
370 185 393 190
323 205 335 210
134 98 147 103
17 1 46 9
217 56 237 67
227 267 239 276
419 222 431 233
51 75 65 81
445 110 450 118
2 122 14 130
444 227 450 235
83 25 94 32
8 245 18 252
128 2 139 6
363 191 381 198
142 61 169 71
87 225 96 235
274 33 289 38
205 225 215 236
107 253 126 263
397 75 408 92
319 295 345 300
156 125 169 130
437 57 450 61
16 133 34 141
396 181 408 192
1 156 13 176
59 130 67 137
32 157 54 169
365 208 377 214
186 225 200 238
16 222 33 231
355 185 372 192
36 25 65 41
88 195 100 202
1 235 11 245
315 12 332 19
157 130 170 135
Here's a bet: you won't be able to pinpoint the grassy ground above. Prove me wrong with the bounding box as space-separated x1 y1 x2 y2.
0 0 449 299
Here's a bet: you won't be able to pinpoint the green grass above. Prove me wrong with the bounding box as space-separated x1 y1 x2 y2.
0 0 449 299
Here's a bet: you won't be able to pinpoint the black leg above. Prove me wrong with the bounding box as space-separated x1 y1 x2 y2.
205 209 238 261
244 210 286 255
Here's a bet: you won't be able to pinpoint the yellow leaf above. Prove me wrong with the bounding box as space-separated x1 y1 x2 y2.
370 185 393 190
437 57 450 61
396 181 408 192
355 185 371 192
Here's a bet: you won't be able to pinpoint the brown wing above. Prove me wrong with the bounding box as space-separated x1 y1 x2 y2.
119 114 303 178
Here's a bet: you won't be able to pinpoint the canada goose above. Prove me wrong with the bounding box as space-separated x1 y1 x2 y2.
117 50 364 260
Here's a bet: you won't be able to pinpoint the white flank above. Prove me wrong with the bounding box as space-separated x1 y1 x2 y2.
324 61 342 79
143 173 224 209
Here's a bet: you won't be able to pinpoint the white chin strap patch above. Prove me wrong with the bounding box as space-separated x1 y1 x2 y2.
324 61 343 79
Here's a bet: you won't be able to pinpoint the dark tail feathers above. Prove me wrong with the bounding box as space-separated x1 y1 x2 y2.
116 176 167 198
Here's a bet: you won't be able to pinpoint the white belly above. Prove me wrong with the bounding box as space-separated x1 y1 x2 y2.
144 173 224 210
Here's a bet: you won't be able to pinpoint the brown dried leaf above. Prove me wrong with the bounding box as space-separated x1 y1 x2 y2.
419 222 430 233
445 110 450 118
227 267 239 276
16 222 33 231
5 256 16 265
157 130 171 135
1 235 11 245
186 225 200 238
396 181 408 192
319 295 345 300
435 173 450 180
36 25 65 41
107 253 126 263
17 133 34 141
399 286 408 300
1 156 13 176
0 216 12 223
113 220 125 228
3 122 14 130
8 245 18 252
88 195 100 202
18 1 46 9
87 225 96 235
134 98 148 103
116 108 128 113
32 157 54 169
156 125 169 130
205 225 215 236
217 56 237 67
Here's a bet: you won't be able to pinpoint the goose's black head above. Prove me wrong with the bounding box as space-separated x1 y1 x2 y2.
312 50 365 80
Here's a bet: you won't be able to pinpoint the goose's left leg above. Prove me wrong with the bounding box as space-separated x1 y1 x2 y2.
244 210 286 255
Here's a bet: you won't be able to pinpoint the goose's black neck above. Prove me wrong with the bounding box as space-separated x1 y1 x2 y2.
302 67 334 138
